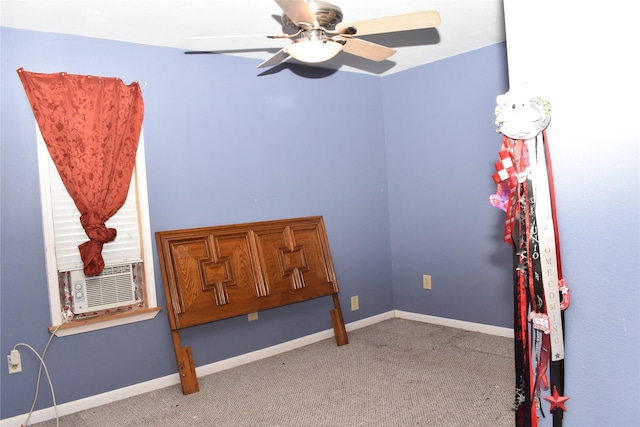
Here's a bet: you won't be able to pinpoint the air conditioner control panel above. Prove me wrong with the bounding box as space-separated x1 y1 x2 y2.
70 271 88 312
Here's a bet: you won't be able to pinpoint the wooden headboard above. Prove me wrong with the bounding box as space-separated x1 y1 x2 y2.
156 216 349 394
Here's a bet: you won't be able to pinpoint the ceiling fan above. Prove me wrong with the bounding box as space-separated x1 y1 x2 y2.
187 0 441 69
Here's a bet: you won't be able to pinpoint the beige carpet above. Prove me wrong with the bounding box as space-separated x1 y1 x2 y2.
30 318 515 426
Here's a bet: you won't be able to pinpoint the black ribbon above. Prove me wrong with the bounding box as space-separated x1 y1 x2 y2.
513 181 533 426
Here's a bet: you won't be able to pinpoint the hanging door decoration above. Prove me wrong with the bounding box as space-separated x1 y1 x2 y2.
490 91 570 427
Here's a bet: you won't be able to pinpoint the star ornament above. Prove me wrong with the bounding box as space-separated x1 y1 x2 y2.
544 386 570 412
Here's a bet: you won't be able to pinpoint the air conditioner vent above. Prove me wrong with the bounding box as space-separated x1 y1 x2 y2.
70 264 137 314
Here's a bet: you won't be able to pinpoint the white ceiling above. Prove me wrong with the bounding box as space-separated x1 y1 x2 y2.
0 0 506 76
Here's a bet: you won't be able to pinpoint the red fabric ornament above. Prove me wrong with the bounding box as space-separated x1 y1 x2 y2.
544 386 570 412
492 149 515 183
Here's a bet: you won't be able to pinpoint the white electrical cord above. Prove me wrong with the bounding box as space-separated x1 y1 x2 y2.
13 323 63 427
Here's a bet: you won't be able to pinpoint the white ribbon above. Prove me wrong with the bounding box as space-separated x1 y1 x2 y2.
527 134 564 361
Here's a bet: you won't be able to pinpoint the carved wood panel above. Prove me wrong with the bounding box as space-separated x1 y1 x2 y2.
156 216 339 330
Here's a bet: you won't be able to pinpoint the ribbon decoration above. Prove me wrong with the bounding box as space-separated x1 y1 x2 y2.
490 91 570 427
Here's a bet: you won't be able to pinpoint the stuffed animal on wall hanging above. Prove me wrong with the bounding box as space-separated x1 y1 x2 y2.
495 93 551 140
490 89 570 427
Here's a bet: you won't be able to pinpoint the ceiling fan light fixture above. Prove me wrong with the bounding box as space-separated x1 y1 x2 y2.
285 36 343 64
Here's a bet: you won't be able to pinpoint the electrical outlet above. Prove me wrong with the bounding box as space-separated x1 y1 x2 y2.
423 274 432 290
351 295 359 311
7 349 22 374
248 312 258 321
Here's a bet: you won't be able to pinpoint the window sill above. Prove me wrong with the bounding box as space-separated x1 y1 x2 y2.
48 307 162 337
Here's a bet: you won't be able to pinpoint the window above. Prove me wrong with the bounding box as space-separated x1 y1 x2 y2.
36 123 160 336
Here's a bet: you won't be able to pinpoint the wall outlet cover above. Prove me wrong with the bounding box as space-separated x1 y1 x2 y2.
423 274 432 290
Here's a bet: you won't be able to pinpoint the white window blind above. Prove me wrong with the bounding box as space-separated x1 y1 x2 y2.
36 121 160 333
43 133 143 273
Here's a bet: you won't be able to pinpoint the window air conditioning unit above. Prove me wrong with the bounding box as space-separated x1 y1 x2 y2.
70 264 137 314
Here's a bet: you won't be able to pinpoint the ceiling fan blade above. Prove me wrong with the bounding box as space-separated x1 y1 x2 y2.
185 35 270 41
335 37 396 62
274 0 318 27
336 10 441 36
257 48 290 68
185 32 301 42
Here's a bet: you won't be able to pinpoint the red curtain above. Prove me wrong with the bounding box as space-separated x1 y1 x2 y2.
18 68 144 276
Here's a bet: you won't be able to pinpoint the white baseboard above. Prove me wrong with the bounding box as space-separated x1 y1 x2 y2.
1 310 511 426
394 310 514 338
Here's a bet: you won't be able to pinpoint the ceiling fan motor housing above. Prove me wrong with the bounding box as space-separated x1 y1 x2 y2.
282 1 343 31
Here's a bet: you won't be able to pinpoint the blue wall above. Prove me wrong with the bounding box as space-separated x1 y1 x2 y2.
383 45 511 326
0 28 393 418
550 109 640 427
1 27 514 420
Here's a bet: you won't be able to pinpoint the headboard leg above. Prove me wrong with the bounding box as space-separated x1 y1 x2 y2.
171 330 200 394
330 293 349 346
